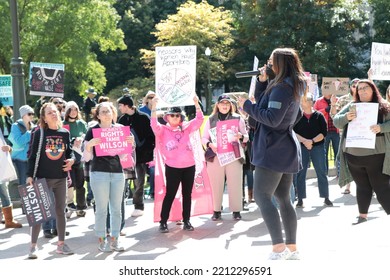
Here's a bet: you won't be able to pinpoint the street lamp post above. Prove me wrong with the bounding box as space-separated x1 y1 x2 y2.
9 0 26 120
205 47 211 114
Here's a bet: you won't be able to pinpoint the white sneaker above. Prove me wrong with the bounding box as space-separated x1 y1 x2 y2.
268 248 291 260
287 250 300 260
28 246 38 259
131 209 144 217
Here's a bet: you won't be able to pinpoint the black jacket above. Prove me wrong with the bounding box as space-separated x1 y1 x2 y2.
117 110 155 164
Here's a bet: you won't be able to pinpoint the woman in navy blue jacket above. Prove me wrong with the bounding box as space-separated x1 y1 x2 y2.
238 48 307 260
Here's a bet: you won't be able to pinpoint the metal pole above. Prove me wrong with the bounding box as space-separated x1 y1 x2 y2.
10 0 26 120
205 47 211 114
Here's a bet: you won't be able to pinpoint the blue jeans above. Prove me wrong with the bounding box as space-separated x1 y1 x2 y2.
296 143 329 199
90 171 124 238
12 159 28 186
0 183 11 207
324 131 340 173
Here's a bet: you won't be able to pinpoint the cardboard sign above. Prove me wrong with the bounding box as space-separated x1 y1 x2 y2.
92 126 132 157
18 179 56 226
321 77 349 96
155 45 197 107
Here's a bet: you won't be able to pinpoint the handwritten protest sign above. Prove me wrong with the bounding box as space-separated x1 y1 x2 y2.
155 45 197 107
0 75 13 106
346 103 379 149
322 77 349 96
92 126 132 157
29 62 65 97
18 179 55 226
370 42 390 80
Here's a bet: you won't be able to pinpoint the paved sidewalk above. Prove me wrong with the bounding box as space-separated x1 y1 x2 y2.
1 176 389 279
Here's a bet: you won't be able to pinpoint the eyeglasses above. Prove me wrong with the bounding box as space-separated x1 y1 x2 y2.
99 110 112 115
358 85 371 92
28 113 35 116
168 113 181 118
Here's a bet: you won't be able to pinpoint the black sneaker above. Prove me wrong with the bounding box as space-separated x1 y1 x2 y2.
296 199 304 208
51 229 70 236
211 211 222 221
352 216 368 225
183 221 194 231
232 212 241 220
44 230 55 238
159 223 169 233
324 198 333 207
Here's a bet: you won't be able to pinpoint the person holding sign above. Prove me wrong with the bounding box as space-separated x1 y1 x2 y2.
150 95 204 232
202 94 248 222
238 48 306 260
334 79 390 225
83 102 134 252
26 102 75 259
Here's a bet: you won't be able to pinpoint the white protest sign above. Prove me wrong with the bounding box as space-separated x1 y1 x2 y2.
155 45 197 107
370 42 390 80
346 103 379 149
248 56 259 98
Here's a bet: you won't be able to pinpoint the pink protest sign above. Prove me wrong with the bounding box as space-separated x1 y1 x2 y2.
216 119 239 154
92 126 132 157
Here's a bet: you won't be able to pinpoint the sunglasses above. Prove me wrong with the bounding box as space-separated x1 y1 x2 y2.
28 113 35 116
53 101 63 105
147 96 155 99
168 113 181 118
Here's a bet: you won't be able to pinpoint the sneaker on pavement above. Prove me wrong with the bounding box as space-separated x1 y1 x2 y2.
98 239 113 253
183 221 194 231
268 247 291 260
44 229 55 238
324 198 333 207
352 216 368 225
67 203 77 211
110 239 125 252
211 211 222 221
232 212 242 220
28 246 38 259
76 210 86 217
287 250 301 260
56 243 74 255
296 199 304 208
131 209 144 217
159 223 169 233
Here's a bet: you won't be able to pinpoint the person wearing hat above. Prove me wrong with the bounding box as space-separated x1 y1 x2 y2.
202 94 249 222
83 87 98 123
139 90 155 116
1 105 35 229
330 78 360 195
150 95 204 232
9 105 36 189
117 94 155 217
63 101 88 216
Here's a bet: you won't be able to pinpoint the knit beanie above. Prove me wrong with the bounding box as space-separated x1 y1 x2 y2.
19 105 34 118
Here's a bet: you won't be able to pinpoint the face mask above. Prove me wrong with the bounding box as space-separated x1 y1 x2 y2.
266 64 276 80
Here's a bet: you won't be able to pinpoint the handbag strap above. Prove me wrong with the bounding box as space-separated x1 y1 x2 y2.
32 127 44 179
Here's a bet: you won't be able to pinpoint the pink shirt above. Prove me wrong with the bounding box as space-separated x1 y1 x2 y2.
151 110 204 168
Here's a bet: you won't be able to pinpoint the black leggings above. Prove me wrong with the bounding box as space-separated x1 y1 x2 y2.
254 167 297 245
346 153 390 214
160 165 195 223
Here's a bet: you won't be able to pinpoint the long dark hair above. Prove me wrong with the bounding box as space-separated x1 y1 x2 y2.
355 79 390 117
265 48 307 100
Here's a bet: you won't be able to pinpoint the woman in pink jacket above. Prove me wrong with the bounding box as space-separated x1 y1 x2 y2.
150 95 204 233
